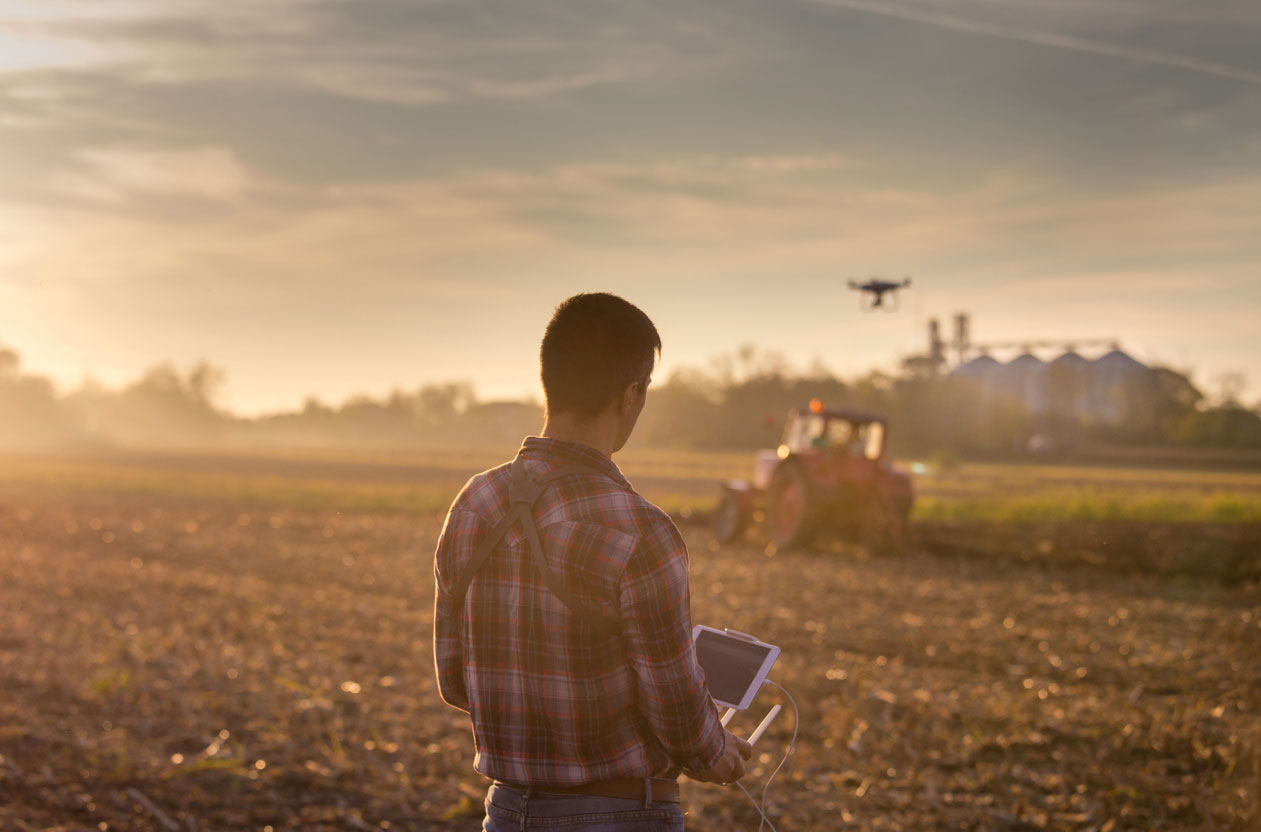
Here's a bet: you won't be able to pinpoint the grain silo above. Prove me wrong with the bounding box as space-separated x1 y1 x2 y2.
1047 350 1092 420
1091 347 1149 424
953 354 1001 398
994 353 1047 414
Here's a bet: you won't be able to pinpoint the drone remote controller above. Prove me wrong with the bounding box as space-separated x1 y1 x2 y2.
695 627 782 748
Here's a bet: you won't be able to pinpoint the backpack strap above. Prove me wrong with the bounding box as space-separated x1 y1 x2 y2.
453 457 621 637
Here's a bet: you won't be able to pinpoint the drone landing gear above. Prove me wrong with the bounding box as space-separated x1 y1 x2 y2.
858 292 900 312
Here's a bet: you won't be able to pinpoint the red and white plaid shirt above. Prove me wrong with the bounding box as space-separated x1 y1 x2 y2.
433 436 726 785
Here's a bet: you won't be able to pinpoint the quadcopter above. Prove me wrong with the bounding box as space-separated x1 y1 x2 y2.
848 276 912 311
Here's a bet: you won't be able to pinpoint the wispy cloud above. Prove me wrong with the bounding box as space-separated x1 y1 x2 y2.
807 0 1261 86
13 152 1261 287
9 1 732 105
50 145 250 203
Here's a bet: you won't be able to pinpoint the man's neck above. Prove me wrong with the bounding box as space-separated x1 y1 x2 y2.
541 412 619 459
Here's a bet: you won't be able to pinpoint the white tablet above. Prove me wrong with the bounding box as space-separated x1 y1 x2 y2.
692 625 780 711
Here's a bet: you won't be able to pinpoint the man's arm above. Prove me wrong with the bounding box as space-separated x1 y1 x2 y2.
618 515 726 773
432 508 477 712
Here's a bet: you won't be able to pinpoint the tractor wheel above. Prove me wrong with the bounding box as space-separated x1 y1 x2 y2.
863 493 910 554
765 460 813 548
713 492 747 544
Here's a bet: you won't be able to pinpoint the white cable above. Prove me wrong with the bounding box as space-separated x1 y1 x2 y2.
735 780 778 832
732 679 799 832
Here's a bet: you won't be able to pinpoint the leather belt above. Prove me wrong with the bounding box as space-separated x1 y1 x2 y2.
495 777 680 804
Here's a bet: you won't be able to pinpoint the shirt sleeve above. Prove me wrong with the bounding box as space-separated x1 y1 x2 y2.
432 507 476 713
617 513 726 774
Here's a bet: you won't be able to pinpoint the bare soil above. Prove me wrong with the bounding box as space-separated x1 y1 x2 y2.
1 478 1257 831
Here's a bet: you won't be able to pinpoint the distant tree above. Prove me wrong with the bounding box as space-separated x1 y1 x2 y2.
417 382 476 430
0 347 19 377
1170 406 1261 448
6 337 1251 456
302 396 332 416
0 346 83 448
636 349 851 450
1149 366 1205 444
1210 371 1247 408
188 362 226 406
633 372 721 449
68 362 230 446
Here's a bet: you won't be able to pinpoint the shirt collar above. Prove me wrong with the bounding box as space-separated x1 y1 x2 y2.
518 436 631 488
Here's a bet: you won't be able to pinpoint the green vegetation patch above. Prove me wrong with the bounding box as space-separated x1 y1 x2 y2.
0 457 456 514
914 490 1261 524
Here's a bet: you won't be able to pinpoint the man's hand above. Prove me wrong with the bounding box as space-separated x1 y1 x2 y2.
692 730 754 785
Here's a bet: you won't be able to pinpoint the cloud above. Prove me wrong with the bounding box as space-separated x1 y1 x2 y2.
4 0 1258 213
49 145 250 203
12 151 1260 289
886 0 1261 29
805 0 1261 86
10 0 733 106
3 1 1259 273
0 28 110 72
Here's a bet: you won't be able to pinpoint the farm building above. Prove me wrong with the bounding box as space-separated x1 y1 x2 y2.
951 347 1152 426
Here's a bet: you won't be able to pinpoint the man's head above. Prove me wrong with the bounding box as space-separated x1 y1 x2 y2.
540 293 661 448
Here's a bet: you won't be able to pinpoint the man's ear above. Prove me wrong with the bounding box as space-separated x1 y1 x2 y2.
618 380 641 414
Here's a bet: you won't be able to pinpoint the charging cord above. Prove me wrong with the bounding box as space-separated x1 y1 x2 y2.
732 679 798 832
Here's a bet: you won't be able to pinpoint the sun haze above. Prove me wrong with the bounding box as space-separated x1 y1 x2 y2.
1 0 1259 413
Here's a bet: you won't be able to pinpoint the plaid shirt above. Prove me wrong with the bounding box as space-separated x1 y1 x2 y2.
433 436 726 785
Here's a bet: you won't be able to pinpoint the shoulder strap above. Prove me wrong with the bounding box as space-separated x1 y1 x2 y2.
450 505 521 603
453 458 621 637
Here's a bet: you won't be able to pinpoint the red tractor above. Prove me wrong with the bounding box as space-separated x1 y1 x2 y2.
713 400 914 549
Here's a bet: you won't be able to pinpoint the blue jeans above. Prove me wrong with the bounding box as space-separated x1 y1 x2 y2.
482 783 685 831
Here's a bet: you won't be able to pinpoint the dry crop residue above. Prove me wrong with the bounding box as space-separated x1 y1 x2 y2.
0 480 1257 831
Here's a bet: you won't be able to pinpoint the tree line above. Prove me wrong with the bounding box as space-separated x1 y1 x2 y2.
2 344 1258 457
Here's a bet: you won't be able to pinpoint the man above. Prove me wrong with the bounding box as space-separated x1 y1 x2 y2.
433 293 751 831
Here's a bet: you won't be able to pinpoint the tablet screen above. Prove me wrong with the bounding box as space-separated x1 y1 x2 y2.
694 629 773 706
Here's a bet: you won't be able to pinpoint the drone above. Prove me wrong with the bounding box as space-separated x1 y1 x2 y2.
848 276 912 311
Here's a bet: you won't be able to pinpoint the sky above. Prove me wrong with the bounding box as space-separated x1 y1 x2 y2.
1 0 1259 415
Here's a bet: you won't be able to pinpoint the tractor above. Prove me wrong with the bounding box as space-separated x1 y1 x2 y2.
713 400 914 549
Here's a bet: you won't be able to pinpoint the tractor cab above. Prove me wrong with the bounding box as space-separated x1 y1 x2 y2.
776 403 887 501
779 400 886 460
752 400 887 493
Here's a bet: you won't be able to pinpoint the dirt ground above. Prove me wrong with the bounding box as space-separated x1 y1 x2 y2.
1 478 1257 831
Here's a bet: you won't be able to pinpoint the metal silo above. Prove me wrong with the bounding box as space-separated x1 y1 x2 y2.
1092 347 1149 424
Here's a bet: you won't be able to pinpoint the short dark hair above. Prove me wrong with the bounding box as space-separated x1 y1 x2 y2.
540 293 661 419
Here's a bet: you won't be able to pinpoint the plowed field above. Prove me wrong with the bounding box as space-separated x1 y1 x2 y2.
1 453 1257 831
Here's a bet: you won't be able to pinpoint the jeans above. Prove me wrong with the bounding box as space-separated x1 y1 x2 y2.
482 782 685 831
